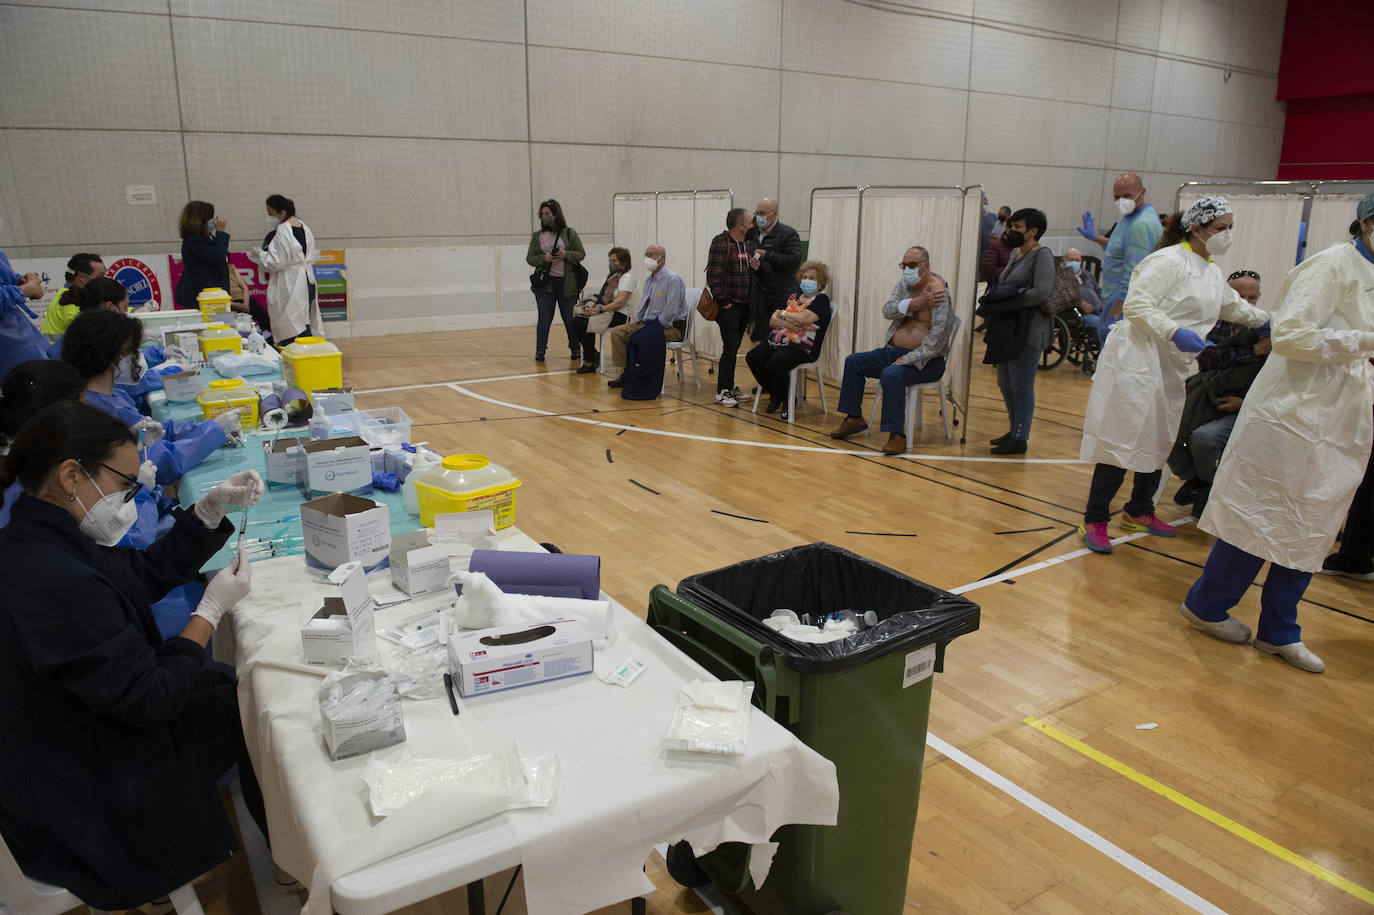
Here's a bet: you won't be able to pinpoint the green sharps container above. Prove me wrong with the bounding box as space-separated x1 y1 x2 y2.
646 543 980 915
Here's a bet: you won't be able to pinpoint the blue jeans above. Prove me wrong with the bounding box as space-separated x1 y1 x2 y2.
995 315 1049 440
1186 413 1238 483
534 289 579 358
837 347 946 434
1186 539 1312 645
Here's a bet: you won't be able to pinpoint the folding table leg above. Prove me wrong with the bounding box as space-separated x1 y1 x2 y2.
467 879 486 915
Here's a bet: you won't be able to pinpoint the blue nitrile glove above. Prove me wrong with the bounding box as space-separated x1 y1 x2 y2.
1077 211 1096 241
1257 321 1271 336
1171 328 1207 353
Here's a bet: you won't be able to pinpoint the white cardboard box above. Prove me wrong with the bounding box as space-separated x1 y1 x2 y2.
162 369 206 402
313 387 355 415
389 531 450 596
301 561 377 664
301 435 373 496
319 671 406 760
263 437 305 487
300 493 391 572
447 618 593 698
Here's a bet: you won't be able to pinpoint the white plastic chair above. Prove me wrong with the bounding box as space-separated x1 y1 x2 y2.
751 301 838 423
0 829 203 915
665 290 702 389
866 374 953 442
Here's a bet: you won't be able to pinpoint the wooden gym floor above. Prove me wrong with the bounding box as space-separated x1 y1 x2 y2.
159 326 1372 915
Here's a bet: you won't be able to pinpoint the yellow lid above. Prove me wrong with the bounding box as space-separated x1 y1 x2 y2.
208 379 243 390
197 287 230 300
442 454 489 471
206 323 231 331
293 336 326 345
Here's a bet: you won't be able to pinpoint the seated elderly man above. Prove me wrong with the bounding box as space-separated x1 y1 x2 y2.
607 245 688 389
1063 247 1102 330
1167 268 1270 518
830 245 957 455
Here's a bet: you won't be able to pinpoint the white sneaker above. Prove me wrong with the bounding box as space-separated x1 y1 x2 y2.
717 390 738 408
1253 639 1325 673
731 386 751 403
1179 603 1251 643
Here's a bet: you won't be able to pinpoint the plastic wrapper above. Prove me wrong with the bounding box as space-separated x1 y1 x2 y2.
665 680 753 756
361 745 560 817
319 671 406 760
211 351 281 377
385 642 448 700
677 542 980 673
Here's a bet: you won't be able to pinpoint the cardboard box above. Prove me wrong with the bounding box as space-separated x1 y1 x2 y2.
301 561 377 664
389 531 450 596
319 671 405 760
312 387 355 415
263 437 305 487
301 435 373 496
300 493 391 572
162 369 206 402
447 618 593 698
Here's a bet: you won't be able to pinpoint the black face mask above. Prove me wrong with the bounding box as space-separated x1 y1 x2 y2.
1005 229 1025 248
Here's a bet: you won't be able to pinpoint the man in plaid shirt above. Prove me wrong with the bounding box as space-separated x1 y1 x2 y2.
704 208 755 406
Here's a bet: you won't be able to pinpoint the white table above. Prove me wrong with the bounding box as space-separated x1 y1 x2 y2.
229 529 838 915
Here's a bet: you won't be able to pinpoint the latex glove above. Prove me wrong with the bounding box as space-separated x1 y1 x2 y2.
1171 328 1207 353
213 409 242 435
193 548 252 628
1076 211 1096 241
132 416 165 445
194 469 264 528
137 460 157 490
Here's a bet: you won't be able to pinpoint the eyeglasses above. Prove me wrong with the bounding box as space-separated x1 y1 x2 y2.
899 261 926 269
1228 269 1261 282
95 462 143 503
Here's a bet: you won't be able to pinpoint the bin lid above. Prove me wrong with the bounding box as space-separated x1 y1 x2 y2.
208 379 243 390
677 542 980 673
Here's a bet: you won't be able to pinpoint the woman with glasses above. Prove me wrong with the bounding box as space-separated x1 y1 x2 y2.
525 198 586 363
62 311 237 485
0 399 268 911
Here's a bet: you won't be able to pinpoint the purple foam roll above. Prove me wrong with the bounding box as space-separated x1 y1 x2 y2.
468 550 601 601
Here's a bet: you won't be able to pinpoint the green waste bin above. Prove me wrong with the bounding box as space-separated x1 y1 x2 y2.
646 542 980 915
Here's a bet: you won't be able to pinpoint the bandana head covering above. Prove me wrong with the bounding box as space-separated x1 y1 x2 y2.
1181 195 1231 231
1357 193 1374 224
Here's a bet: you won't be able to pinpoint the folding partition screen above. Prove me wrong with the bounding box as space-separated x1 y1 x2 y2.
806 185 983 441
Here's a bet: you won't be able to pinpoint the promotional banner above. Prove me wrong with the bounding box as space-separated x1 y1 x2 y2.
10 254 173 321
169 249 347 321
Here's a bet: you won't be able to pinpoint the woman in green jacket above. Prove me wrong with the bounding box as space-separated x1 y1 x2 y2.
526 198 586 363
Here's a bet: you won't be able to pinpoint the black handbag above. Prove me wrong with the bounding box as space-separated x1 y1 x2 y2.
530 231 561 291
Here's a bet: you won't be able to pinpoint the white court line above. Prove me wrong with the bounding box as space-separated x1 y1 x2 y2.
445 383 1084 464
950 518 1196 594
924 734 1226 914
355 369 575 394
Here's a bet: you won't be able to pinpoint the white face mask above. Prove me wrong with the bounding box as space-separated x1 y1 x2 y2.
644 256 659 272
1116 196 1137 217
267 214 281 226
114 353 145 385
1206 228 1234 256
74 470 139 547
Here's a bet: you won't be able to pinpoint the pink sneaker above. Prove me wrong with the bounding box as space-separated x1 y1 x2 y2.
1120 512 1177 537
1079 521 1112 553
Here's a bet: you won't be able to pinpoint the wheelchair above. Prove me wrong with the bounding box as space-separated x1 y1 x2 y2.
1039 307 1100 375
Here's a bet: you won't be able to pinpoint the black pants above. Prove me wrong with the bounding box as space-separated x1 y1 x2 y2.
1084 463 1161 524
748 297 779 342
746 341 815 403
183 668 269 844
1331 445 1374 566
570 310 626 363
715 304 748 392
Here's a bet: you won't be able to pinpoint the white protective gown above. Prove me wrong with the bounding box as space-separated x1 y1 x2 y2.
251 220 322 340
1079 242 1268 472
1201 241 1374 571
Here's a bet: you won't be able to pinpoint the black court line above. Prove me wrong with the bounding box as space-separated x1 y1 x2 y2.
628 479 660 495
995 526 1054 535
616 427 629 436
605 449 613 464
846 531 919 537
976 528 1078 581
660 407 688 416
908 459 1089 518
1124 541 1374 626
711 509 770 524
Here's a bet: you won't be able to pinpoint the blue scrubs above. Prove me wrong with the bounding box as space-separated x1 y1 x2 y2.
85 387 226 485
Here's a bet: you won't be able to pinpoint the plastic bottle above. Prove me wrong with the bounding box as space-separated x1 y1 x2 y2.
402 451 443 516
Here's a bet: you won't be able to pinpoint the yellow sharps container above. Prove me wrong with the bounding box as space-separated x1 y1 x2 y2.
281 337 342 399
413 454 520 529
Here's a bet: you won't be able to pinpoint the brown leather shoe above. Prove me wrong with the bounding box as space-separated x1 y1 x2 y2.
881 433 907 455
830 416 867 440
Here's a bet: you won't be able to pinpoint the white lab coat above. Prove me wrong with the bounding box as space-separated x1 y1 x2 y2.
1079 243 1268 471
1201 242 1374 572
249 220 322 341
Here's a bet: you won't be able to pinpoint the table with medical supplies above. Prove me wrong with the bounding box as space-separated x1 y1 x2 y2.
228 530 840 915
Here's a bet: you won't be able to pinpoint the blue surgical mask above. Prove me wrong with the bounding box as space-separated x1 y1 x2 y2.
207 219 216 234
755 214 768 230
1066 261 1081 274
798 279 818 296
901 267 922 286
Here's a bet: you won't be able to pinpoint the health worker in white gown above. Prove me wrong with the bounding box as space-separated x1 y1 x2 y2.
1180 193 1374 674
1077 196 1268 554
247 194 322 345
